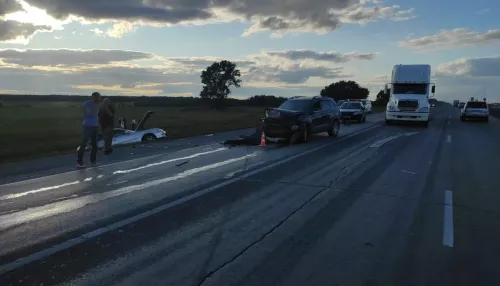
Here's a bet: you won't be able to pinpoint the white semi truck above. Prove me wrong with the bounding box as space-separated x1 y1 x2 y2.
384 64 435 127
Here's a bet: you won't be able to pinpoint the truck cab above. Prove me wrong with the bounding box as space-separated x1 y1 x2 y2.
384 64 435 127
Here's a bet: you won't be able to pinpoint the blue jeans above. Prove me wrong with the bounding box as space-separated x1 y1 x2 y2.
77 126 98 163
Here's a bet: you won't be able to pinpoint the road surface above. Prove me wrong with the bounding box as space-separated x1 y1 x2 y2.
1 103 500 286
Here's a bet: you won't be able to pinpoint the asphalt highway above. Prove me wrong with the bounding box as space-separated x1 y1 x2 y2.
1 103 500 286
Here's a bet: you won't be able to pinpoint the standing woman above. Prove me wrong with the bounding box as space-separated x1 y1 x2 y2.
99 98 115 155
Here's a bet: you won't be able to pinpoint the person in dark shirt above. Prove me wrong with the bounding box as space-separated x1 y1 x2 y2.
77 92 101 168
99 98 115 155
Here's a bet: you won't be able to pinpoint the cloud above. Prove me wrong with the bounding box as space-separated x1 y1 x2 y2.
475 8 490 15
0 19 51 42
19 0 414 37
339 5 415 24
399 28 500 50
90 28 104 36
0 49 153 67
0 48 369 96
0 0 23 15
432 56 500 102
261 49 379 63
436 56 500 77
106 22 135 38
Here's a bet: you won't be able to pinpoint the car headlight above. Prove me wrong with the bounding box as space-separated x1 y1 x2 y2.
387 106 396 111
419 107 429 112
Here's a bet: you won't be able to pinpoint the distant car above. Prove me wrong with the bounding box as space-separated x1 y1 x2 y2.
461 101 489 122
263 96 341 143
340 101 367 123
80 110 167 151
458 102 465 109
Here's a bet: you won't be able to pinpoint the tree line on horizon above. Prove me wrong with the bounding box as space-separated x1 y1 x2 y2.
1 60 393 109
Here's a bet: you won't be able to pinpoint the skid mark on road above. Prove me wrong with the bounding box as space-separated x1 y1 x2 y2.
443 190 454 247
113 148 226 174
0 148 229 201
369 132 419 148
370 134 402 148
0 152 260 232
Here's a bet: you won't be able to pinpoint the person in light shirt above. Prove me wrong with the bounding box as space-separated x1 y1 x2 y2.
76 92 101 168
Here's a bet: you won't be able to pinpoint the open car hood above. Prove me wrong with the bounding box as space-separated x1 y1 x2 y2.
135 110 154 131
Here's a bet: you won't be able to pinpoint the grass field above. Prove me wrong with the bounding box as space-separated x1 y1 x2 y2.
0 102 387 163
0 102 266 163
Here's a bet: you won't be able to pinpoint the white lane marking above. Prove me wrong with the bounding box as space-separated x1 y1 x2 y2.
0 153 259 231
1 148 227 201
0 123 383 275
447 135 452 143
402 170 416 175
369 134 402 148
443 190 454 247
113 148 226 174
403 132 419 137
0 181 81 201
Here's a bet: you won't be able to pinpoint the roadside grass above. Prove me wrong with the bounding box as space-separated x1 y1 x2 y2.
0 101 386 163
0 102 265 163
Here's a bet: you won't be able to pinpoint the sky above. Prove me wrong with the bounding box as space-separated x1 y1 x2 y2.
0 0 499 102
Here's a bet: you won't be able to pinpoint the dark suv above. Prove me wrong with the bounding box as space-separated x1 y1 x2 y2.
263 96 341 143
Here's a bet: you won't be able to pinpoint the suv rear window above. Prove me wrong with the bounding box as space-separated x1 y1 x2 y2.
466 102 487 108
341 102 362 109
278 99 311 112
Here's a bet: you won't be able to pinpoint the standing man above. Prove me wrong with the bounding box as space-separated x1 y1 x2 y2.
77 92 101 168
99 98 115 155
131 117 137 130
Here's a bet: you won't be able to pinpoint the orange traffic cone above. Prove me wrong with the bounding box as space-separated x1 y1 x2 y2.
259 132 267 147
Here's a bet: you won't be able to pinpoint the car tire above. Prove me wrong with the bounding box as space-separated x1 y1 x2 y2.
423 121 429 128
460 116 465 122
385 119 391 125
485 117 489 123
142 133 157 141
328 120 340 137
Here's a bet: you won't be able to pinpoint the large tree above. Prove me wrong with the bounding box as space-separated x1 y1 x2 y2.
200 60 242 109
320 80 369 101
374 88 390 106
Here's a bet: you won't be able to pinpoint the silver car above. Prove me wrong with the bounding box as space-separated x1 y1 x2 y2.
340 101 367 123
81 111 167 150
460 101 489 122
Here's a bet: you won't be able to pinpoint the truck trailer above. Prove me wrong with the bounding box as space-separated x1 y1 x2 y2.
385 64 435 127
